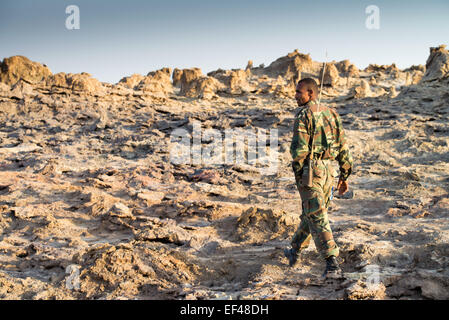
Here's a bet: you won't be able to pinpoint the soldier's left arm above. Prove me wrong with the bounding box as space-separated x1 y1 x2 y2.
334 112 353 181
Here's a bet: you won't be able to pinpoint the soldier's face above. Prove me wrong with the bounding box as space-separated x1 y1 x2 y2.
295 84 311 106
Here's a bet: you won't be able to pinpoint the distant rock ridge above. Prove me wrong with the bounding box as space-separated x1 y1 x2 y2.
0 45 447 100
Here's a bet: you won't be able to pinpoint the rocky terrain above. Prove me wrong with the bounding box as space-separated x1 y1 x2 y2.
0 45 448 300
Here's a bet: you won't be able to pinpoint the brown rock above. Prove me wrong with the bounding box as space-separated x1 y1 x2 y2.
351 79 372 99
190 169 221 184
348 64 360 77
411 71 423 84
255 75 293 97
422 44 449 82
196 76 223 99
0 82 10 99
335 60 350 73
229 69 251 94
9 79 35 99
135 68 173 97
83 190 120 216
389 86 398 98
172 68 183 87
45 72 104 95
180 68 203 97
176 70 222 99
236 207 299 242
0 143 42 154
45 72 67 89
0 56 52 85
420 280 449 299
335 60 360 77
365 63 399 74
273 77 296 98
137 191 165 206
208 69 252 95
70 73 104 94
405 64 426 73
108 202 134 219
263 49 313 81
320 63 340 87
345 280 386 300
117 73 145 89
134 218 191 245
176 67 226 99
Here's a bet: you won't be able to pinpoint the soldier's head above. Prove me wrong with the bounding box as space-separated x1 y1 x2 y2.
295 78 318 106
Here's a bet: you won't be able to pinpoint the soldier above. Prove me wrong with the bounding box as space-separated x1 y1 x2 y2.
284 78 353 278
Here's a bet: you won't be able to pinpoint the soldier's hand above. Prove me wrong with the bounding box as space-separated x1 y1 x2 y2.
337 179 348 195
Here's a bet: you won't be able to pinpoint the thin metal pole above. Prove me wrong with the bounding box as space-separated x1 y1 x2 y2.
318 51 328 112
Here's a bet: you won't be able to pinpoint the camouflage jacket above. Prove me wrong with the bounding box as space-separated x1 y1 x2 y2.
290 99 353 181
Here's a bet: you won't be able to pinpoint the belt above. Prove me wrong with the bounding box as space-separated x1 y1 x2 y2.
291 150 334 163
312 149 334 160
312 154 333 161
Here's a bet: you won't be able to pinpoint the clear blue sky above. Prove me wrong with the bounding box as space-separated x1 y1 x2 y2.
1 0 448 83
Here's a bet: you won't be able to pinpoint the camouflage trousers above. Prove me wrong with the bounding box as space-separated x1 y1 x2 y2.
290 159 339 259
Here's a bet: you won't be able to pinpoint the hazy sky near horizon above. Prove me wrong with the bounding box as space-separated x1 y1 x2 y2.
1 0 448 83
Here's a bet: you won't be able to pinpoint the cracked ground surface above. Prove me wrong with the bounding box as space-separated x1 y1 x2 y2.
0 76 449 300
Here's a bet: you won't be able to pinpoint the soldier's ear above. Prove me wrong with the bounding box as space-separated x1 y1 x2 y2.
307 89 314 98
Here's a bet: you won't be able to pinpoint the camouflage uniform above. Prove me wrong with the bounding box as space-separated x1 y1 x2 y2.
290 99 353 259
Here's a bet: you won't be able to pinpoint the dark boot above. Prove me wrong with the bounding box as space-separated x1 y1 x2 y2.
322 256 342 278
284 248 299 267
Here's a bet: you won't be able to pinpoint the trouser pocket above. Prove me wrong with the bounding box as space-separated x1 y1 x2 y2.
301 160 326 187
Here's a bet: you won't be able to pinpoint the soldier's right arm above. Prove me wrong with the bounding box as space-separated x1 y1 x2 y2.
290 110 311 171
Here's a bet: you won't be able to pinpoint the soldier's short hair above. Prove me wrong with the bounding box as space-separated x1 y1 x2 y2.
297 78 319 95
